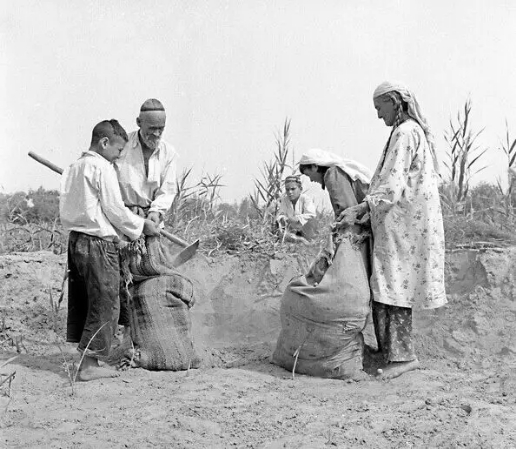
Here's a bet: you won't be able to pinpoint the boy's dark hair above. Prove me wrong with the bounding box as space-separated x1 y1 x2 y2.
299 164 329 175
91 119 129 146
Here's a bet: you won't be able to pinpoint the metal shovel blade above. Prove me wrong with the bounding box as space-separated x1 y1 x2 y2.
172 239 200 267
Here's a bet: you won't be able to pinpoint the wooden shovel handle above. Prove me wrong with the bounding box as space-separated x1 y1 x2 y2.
28 151 63 175
159 229 189 248
28 151 193 248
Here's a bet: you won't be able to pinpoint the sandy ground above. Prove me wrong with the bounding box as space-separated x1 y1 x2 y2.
1 246 516 448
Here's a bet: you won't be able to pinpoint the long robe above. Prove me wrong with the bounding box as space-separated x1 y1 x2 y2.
366 119 447 310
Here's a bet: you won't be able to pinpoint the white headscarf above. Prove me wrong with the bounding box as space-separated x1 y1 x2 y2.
298 148 372 184
373 81 440 173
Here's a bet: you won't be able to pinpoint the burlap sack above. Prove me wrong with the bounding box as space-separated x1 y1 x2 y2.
272 234 370 379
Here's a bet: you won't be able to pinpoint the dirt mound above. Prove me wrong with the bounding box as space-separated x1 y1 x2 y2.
2 245 516 370
0 251 67 355
414 248 516 371
2 246 516 447
183 250 317 367
0 246 321 366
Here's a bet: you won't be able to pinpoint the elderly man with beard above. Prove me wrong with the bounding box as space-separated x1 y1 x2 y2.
115 98 177 227
114 99 178 331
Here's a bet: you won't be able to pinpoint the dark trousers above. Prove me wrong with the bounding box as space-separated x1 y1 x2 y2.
118 283 131 327
66 231 120 358
372 301 416 363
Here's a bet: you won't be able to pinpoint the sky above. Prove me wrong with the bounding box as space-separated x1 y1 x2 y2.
2 1 516 206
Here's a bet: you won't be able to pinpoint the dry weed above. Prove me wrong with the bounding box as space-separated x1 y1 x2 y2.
0 356 18 416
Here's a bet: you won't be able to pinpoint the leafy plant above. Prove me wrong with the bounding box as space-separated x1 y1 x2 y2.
166 169 224 230
442 99 488 209
250 118 292 219
166 167 197 228
497 121 516 213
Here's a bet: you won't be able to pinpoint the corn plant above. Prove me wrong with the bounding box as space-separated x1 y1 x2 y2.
497 121 516 214
442 99 488 212
166 168 225 230
197 173 224 218
166 167 197 228
250 118 292 220
0 222 65 254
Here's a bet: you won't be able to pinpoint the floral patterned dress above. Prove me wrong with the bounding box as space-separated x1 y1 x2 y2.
365 119 447 310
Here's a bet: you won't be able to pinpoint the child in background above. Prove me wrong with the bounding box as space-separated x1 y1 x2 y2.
274 175 317 243
60 119 160 381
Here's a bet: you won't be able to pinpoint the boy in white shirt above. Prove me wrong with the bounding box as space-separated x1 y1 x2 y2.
60 119 160 381
274 175 317 243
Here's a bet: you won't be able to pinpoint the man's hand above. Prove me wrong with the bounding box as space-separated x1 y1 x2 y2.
287 216 303 231
143 219 160 237
287 217 300 226
276 216 287 229
147 211 161 226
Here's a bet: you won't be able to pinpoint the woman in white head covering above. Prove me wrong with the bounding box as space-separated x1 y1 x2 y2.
279 149 373 380
337 82 447 379
298 148 372 219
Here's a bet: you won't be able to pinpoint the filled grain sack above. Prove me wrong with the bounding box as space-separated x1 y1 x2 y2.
120 235 200 371
272 233 370 379
130 274 201 370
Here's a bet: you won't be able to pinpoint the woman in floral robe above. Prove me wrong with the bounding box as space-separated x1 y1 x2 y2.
338 82 447 379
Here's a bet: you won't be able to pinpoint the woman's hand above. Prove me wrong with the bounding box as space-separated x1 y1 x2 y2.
335 202 369 230
335 207 360 230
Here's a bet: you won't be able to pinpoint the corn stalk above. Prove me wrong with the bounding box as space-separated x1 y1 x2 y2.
442 99 488 212
497 120 516 216
167 167 197 227
198 173 224 216
166 167 226 232
250 118 292 219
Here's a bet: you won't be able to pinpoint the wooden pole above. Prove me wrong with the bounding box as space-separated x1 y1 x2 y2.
28 151 193 248
28 151 63 175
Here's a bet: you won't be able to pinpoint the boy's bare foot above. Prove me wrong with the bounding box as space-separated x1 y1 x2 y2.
376 359 420 380
77 354 120 381
78 366 120 381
